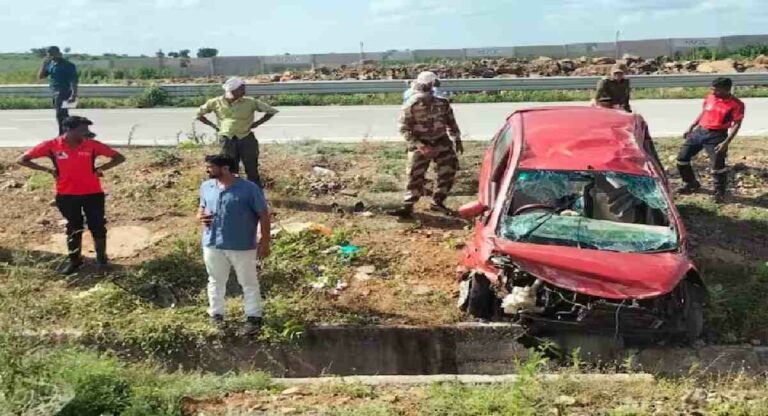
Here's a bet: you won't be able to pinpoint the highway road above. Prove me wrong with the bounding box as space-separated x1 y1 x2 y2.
1 98 767 147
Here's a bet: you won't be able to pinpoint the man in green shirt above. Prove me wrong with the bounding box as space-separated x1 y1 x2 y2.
197 78 278 187
594 64 631 112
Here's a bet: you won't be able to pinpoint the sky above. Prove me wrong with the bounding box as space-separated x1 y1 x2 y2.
0 0 765 56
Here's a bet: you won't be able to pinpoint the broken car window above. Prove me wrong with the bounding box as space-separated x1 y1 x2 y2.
501 170 677 253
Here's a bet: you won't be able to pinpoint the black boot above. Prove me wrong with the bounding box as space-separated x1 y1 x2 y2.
713 172 728 204
677 164 701 194
243 316 263 337
430 200 454 215
211 314 225 331
94 237 109 271
387 204 414 218
60 232 83 275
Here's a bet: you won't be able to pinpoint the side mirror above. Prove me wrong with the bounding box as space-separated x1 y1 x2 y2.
458 201 488 219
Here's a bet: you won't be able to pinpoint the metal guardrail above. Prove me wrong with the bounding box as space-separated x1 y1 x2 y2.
2 73 767 98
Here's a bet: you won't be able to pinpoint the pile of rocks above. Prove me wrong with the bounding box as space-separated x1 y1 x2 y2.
156 54 768 84
268 54 768 81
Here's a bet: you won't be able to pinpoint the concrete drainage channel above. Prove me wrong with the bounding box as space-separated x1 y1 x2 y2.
68 323 767 377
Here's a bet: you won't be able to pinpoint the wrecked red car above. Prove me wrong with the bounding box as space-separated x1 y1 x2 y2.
457 107 706 342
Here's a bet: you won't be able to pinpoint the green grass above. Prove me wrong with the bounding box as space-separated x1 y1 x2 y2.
25 172 55 191
0 226 371 357
4 323 768 416
0 66 177 85
2 86 768 110
0 333 275 416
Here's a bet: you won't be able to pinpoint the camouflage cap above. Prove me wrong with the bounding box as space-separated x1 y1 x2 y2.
611 63 628 74
416 71 438 84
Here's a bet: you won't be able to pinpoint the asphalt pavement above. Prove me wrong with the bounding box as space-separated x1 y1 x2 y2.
1 98 767 147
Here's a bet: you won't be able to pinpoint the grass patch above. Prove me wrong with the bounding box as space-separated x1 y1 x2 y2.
0 332 274 416
2 86 768 110
0 224 375 356
25 172 54 191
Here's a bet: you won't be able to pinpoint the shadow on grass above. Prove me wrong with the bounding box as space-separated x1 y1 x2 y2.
728 193 768 209
0 244 209 310
676 201 768 343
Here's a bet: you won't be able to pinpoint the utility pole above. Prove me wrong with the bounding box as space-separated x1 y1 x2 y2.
615 30 621 59
360 41 365 63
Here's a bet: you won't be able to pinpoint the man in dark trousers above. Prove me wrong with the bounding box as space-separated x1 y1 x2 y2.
678 77 745 203
18 116 126 274
594 63 631 112
38 46 78 134
196 78 278 187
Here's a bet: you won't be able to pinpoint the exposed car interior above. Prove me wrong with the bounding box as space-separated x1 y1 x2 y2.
508 170 669 226
500 170 677 252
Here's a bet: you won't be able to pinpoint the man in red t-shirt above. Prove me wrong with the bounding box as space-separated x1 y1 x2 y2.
677 77 745 202
18 116 126 274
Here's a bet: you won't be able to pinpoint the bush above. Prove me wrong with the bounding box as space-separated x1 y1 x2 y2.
56 355 132 416
0 340 275 416
130 86 170 108
0 333 72 415
149 148 183 168
133 67 172 80
79 67 112 83
732 44 768 59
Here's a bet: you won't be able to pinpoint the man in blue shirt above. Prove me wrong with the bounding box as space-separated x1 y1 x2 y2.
38 46 78 134
197 154 271 336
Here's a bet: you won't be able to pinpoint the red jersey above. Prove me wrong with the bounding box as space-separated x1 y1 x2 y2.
698 93 745 130
24 137 117 195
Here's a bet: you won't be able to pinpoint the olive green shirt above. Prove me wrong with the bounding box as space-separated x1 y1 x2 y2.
197 96 278 138
595 78 631 112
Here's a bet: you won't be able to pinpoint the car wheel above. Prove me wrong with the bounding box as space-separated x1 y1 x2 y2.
679 280 706 343
467 273 495 321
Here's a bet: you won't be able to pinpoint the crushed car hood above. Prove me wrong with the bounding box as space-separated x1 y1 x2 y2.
493 239 692 299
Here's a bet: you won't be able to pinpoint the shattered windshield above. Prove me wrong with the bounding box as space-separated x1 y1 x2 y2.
499 170 678 253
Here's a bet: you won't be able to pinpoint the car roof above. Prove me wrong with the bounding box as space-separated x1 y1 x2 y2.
513 106 652 176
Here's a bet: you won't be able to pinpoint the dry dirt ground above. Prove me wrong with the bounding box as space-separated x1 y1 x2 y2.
0 137 767 339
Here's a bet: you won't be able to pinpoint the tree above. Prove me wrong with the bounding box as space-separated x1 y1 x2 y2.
167 52 180 58
179 49 191 58
64 47 71 53
155 49 165 58
197 48 218 58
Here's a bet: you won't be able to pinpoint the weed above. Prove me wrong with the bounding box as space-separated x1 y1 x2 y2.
0 335 275 416
56 352 132 416
370 176 401 192
25 172 54 191
122 234 207 305
321 404 397 416
316 381 377 399
130 86 170 108
126 124 138 146
0 333 72 415
271 176 308 195
149 148 182 168
181 123 212 147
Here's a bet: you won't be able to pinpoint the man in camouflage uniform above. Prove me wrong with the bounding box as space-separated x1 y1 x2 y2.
388 72 463 218
594 63 631 112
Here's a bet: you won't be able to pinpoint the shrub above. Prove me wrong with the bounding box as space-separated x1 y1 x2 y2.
130 86 170 108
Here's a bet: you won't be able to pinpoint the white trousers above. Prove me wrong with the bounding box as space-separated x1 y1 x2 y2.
203 247 263 318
